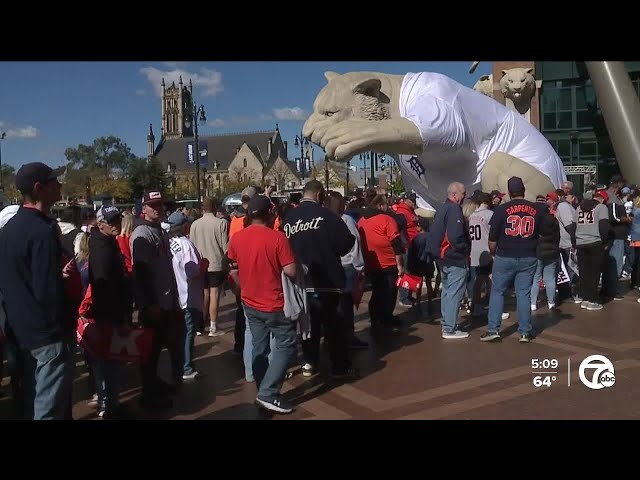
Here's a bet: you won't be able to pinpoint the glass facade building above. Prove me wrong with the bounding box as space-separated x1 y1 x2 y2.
536 61 640 191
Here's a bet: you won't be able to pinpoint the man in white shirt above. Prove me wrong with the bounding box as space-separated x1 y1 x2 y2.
168 211 208 380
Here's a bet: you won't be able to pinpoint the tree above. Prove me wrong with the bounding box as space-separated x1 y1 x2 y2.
265 160 298 191
128 157 169 198
63 136 145 202
0 164 19 203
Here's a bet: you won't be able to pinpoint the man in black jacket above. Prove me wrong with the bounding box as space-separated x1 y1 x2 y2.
89 205 131 418
0 162 75 420
282 180 357 379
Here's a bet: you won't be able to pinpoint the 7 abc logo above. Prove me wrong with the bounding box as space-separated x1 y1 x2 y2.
579 355 616 390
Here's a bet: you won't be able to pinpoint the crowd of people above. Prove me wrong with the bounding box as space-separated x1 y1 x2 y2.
1 161 639 420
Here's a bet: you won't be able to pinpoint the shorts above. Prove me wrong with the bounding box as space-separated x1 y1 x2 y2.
475 262 493 276
206 271 227 288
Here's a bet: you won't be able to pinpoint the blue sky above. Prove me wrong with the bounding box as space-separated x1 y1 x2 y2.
0 61 491 172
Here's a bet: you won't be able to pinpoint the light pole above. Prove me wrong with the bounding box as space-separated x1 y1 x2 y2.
295 133 310 181
346 161 350 194
184 101 207 204
0 132 5 191
359 151 377 188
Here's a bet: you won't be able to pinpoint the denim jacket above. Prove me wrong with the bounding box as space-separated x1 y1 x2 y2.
631 207 640 242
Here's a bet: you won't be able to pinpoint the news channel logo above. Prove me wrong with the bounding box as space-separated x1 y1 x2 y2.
578 355 616 390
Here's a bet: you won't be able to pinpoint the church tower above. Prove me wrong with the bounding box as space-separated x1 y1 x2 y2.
147 123 155 161
161 76 194 139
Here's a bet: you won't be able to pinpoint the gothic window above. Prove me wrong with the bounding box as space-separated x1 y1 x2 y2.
243 158 247 168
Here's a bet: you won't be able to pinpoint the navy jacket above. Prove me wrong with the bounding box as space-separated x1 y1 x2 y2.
0 207 71 350
282 200 355 291
429 199 469 268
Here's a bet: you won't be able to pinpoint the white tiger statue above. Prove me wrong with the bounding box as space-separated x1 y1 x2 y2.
302 70 565 209
499 67 537 115
473 74 493 97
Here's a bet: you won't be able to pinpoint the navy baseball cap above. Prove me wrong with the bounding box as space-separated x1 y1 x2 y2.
96 205 122 223
507 176 525 192
248 194 272 215
15 162 65 195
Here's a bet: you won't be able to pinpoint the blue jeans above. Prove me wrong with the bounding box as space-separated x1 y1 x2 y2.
530 259 557 306
440 264 468 334
183 308 202 375
466 266 476 300
488 256 537 335
23 336 75 420
92 358 121 412
243 305 297 400
242 304 275 381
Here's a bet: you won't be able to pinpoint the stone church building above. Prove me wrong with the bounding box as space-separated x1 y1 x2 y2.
148 76 308 198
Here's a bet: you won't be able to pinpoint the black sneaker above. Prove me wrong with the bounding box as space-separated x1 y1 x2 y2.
349 337 369 350
519 334 531 343
139 395 173 410
480 331 501 342
256 396 294 414
329 366 360 380
613 294 624 301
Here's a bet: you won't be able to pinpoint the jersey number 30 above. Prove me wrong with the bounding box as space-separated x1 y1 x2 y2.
505 215 535 238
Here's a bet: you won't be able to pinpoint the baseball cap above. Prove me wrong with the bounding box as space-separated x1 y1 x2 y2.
167 211 191 226
241 186 258 201
247 194 272 215
143 191 163 205
610 174 624 185
507 176 525 193
15 162 65 195
594 189 609 203
545 191 560 202
96 205 122 223
621 186 631 195
405 192 417 204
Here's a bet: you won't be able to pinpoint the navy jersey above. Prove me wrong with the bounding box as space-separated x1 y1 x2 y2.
488 199 547 258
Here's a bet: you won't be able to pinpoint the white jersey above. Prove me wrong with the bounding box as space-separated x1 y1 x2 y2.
396 72 566 209
169 236 205 312
468 206 494 267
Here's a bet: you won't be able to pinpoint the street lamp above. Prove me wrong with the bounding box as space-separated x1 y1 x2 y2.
294 133 310 180
359 151 377 188
346 161 350 194
0 132 5 191
184 102 207 204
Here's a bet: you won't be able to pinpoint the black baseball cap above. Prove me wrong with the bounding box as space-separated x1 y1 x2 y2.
143 191 163 205
15 162 65 195
248 194 272 215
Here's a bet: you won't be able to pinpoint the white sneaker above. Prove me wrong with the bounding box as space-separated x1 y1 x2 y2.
501 312 510 320
637 298 640 304
531 304 537 311
182 371 200 380
548 303 555 310
442 330 470 339
208 323 225 337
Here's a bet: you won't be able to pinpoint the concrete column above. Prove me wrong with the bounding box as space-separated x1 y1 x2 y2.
586 61 640 184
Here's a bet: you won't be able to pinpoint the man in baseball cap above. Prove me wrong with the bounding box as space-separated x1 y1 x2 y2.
247 194 273 216
96 205 123 224
14 162 65 197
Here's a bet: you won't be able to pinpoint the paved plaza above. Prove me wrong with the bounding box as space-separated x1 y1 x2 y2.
2 284 638 420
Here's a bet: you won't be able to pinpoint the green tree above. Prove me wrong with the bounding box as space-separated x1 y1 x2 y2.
63 136 148 202
0 164 19 203
128 157 169 198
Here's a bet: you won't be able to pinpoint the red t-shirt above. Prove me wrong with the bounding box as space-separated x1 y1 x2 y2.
227 224 296 313
358 212 400 271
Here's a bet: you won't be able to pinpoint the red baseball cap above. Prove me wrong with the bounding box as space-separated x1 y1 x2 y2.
594 189 609 203
545 191 560 202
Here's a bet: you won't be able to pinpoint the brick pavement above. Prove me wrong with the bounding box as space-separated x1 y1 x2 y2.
1 285 638 420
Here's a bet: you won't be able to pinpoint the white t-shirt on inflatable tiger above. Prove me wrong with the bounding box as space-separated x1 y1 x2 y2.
396 72 566 210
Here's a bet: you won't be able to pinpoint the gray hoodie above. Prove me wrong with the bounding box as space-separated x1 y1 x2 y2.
130 219 179 311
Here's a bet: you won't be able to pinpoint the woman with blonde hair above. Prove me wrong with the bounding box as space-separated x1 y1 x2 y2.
116 210 135 323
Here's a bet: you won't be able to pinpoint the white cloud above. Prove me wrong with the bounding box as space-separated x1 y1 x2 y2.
140 65 223 98
259 113 274 121
208 118 228 127
135 88 147 96
2 124 39 139
273 107 307 121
